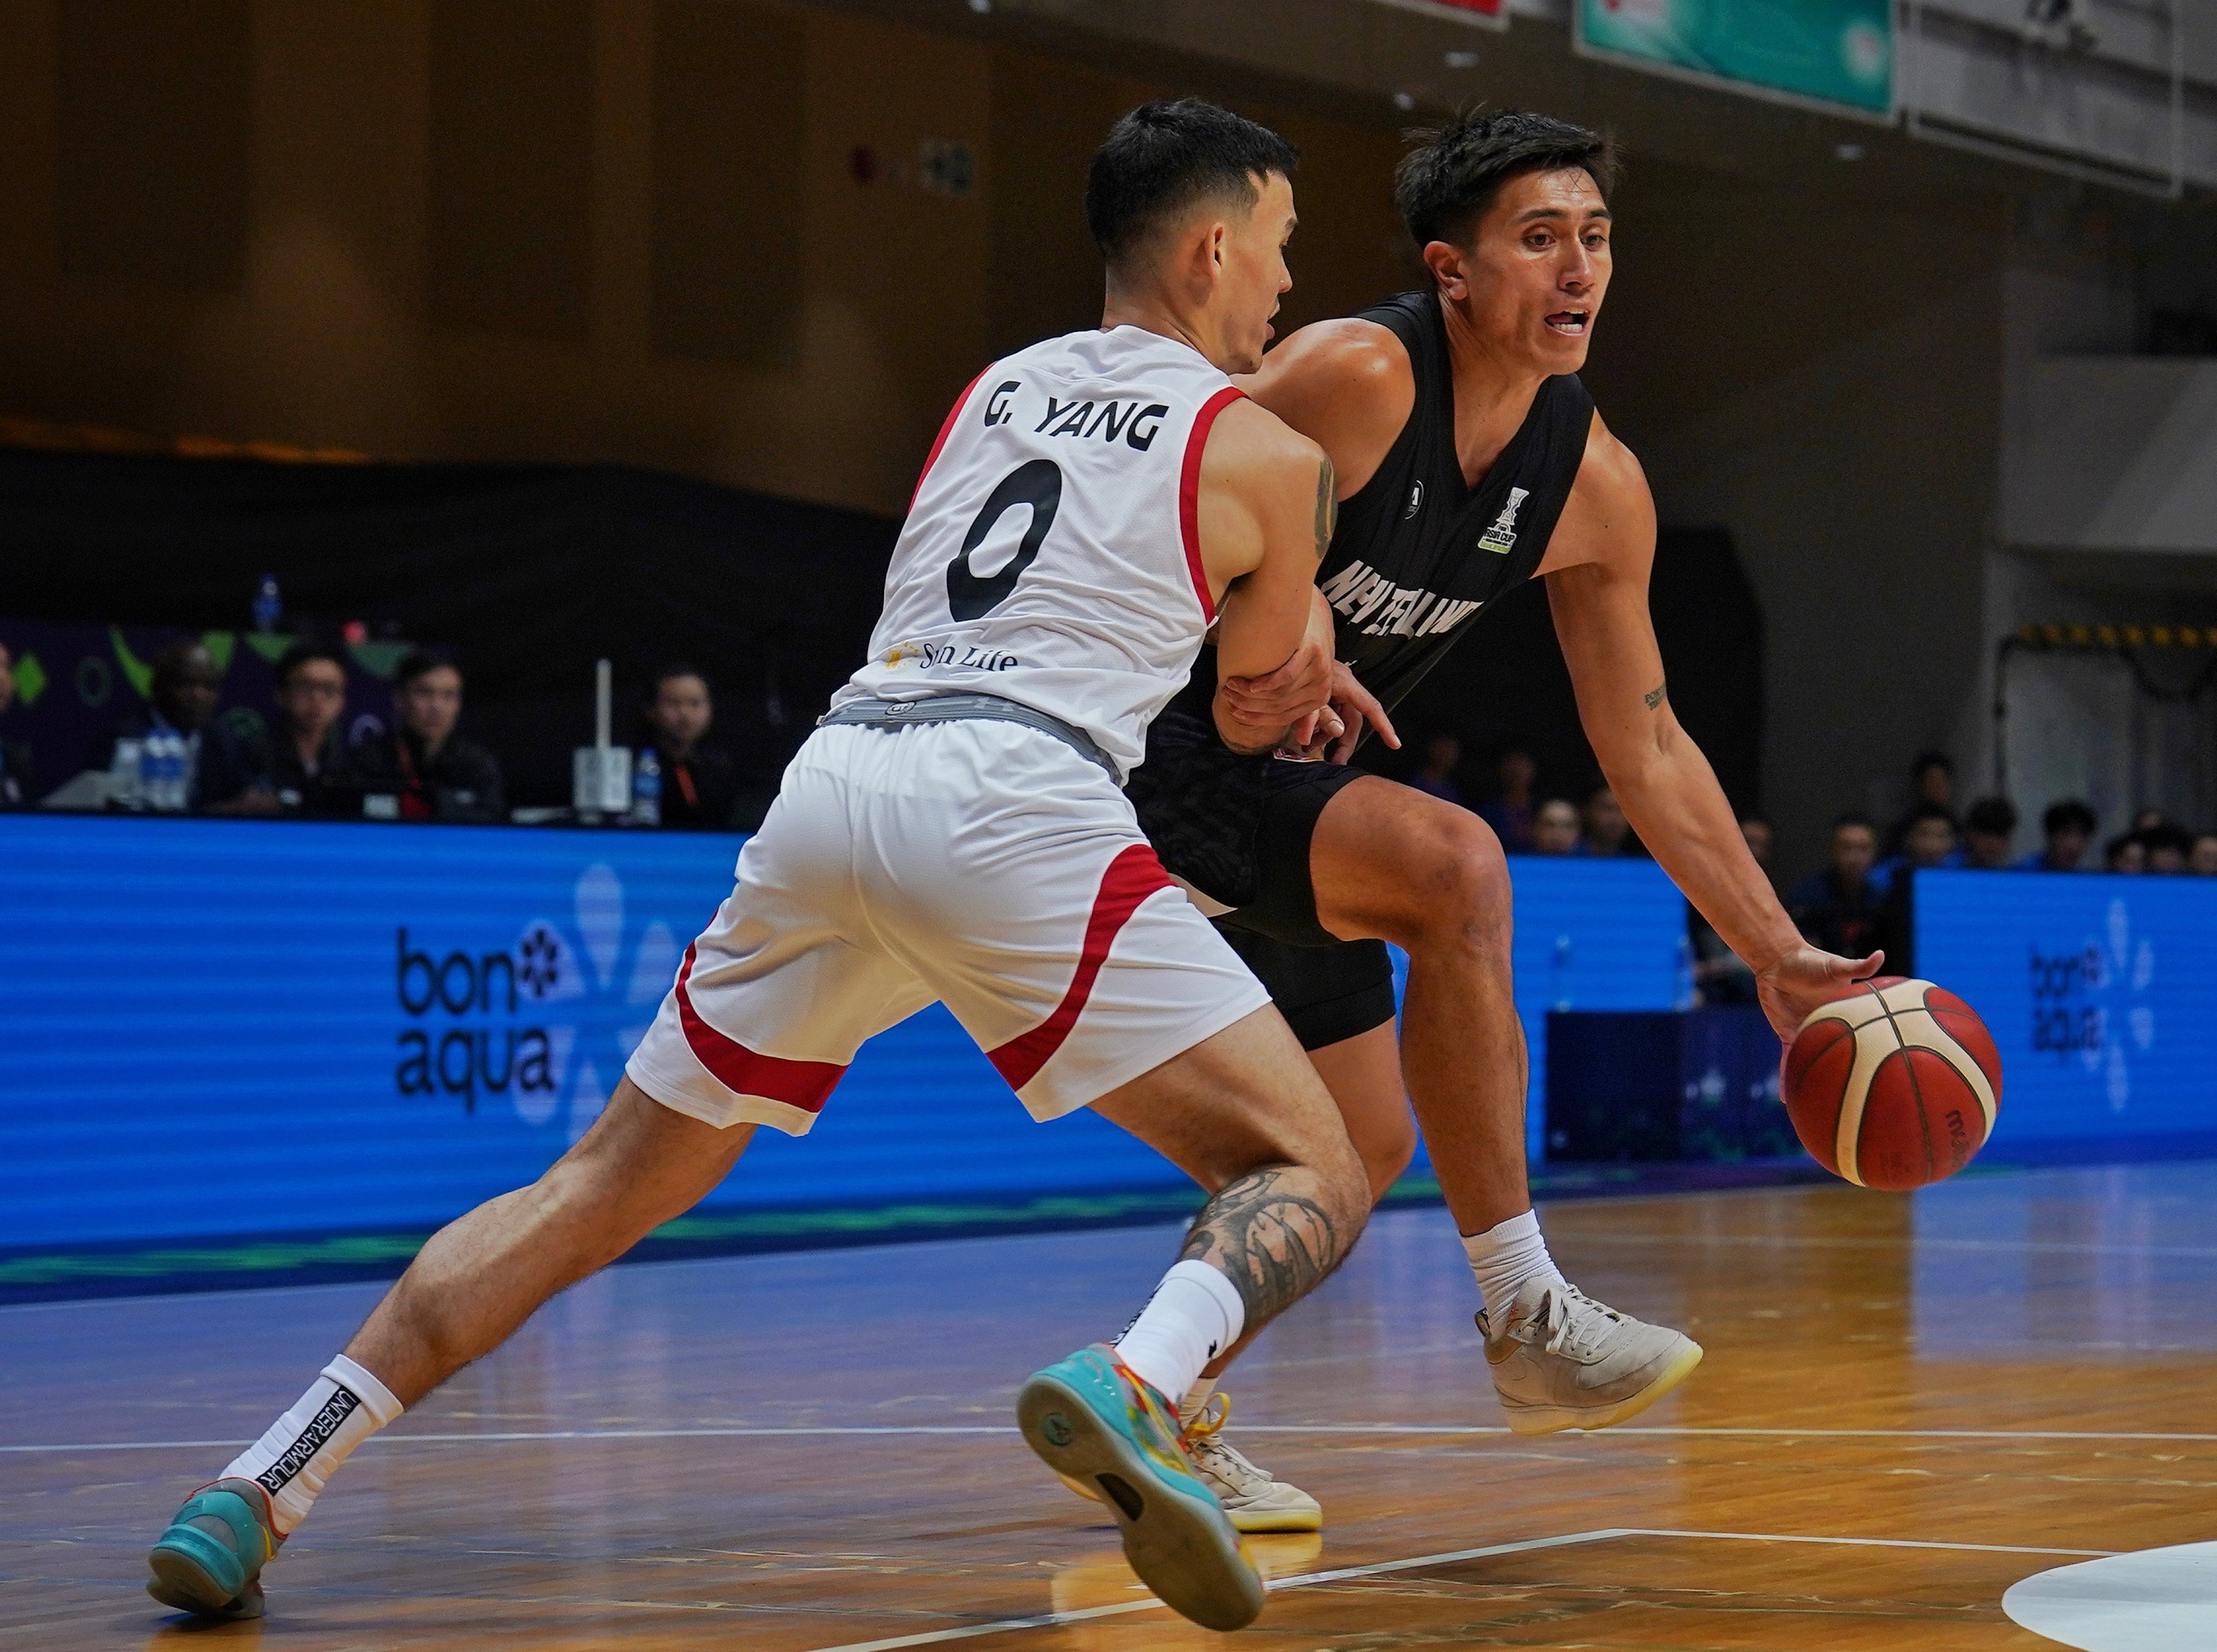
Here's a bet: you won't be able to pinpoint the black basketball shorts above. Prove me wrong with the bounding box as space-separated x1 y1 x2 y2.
1125 707 1397 1051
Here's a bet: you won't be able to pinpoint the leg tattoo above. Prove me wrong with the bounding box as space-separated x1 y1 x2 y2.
1178 1166 1345 1327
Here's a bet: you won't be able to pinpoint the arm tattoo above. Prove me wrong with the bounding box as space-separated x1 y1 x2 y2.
1178 1165 1345 1327
1643 680 1668 711
1312 456 1338 562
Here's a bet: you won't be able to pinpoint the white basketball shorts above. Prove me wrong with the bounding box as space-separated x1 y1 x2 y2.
625 719 1273 1135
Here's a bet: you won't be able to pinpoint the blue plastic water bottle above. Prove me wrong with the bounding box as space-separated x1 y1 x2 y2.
253 574 282 633
632 748 662 826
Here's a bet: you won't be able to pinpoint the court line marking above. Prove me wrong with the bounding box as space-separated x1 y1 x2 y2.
794 1527 2119 1652
12 1421 2217 1455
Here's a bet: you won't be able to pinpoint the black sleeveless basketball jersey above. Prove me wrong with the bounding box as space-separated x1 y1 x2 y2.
1319 289 1594 712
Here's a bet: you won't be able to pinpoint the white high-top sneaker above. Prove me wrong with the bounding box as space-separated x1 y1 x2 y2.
1478 1278 1704 1435
1057 1391 1324 1533
1180 1396 1322 1534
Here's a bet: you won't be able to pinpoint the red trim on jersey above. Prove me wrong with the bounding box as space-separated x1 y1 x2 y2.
1177 386 1247 624
675 942 847 1114
988 844 1175 1092
910 368 993 512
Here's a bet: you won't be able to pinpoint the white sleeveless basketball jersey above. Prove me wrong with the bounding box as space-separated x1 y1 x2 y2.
835 326 1245 778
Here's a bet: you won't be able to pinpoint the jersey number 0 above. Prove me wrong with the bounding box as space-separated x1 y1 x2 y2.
946 459 1063 621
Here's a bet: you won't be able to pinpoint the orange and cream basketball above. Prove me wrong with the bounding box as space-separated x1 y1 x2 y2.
1782 977 2002 1191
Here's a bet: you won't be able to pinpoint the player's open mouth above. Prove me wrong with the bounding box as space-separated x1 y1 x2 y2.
1546 311 1589 335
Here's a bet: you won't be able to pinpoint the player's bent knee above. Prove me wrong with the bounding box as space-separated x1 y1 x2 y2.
1397 814 1511 948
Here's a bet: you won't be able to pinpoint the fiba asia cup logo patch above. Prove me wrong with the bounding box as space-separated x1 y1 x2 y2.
393 863 680 1139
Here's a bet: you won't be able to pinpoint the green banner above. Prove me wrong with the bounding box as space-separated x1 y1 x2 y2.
1578 0 1892 117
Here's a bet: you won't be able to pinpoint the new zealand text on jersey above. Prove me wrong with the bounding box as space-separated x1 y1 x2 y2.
1320 560 1483 639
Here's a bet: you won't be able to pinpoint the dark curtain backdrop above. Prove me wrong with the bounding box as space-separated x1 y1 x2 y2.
1367 527 1766 821
0 448 898 805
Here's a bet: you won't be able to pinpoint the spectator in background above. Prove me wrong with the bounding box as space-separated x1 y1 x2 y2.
1885 750 1957 856
2191 832 2217 875
1691 816 1774 1004
1530 797 1581 855
645 664 738 830
1872 802 1961 894
1739 816 1775 886
2132 807 2166 836
203 642 360 816
1789 814 1890 964
1406 729 1465 806
1879 805 1959 976
2104 832 2146 874
2143 822 2191 874
2021 799 2096 872
354 651 504 823
0 639 31 809
1578 785 1641 857
1961 796 2019 869
96 641 246 811
1477 745 1537 852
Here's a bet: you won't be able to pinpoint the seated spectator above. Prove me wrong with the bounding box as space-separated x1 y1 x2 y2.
0 639 30 809
354 651 505 823
1476 745 1537 852
2191 832 2217 875
2143 822 2192 875
1880 806 1960 976
1961 796 2018 869
1872 803 1962 894
2132 807 2166 836
1406 729 1465 806
1789 814 1891 963
1578 785 1642 857
1692 816 1773 1004
1530 797 1581 855
1884 750 1957 857
203 642 361 816
2103 832 2146 874
644 664 738 830
94 640 248 811
2019 799 2096 872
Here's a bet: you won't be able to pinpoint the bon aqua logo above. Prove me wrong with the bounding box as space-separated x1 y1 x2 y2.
393 863 681 1136
2027 897 2155 1110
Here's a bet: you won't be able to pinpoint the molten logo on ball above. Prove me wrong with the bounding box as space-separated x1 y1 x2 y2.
1784 977 2001 1191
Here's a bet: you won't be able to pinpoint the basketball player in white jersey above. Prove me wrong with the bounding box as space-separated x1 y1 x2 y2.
142 100 1367 1635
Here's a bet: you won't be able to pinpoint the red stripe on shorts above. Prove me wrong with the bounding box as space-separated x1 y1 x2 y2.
675 942 847 1114
1177 385 1247 624
988 843 1176 1093
909 368 992 512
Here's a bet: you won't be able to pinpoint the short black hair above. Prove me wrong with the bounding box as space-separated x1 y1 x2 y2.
1085 98 1299 266
394 648 459 690
2144 821 2194 855
2044 798 2097 835
1907 802 1958 830
1832 812 1877 834
1911 749 1954 779
2105 831 2142 864
653 662 712 694
1965 796 2018 836
1394 108 1617 251
275 641 348 687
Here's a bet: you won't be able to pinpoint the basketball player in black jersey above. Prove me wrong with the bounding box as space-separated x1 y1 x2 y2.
1117 110 1883 1531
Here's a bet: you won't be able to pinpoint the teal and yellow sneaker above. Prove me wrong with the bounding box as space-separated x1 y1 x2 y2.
1018 1344 1264 1631
146 1477 281 1620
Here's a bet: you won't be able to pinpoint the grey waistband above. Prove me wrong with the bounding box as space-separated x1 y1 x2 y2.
817 693 1118 780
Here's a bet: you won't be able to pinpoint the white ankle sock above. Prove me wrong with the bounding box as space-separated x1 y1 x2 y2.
1113 1260 1245 1404
1178 1377 1220 1427
1463 1210 1566 1326
222 1354 403 1534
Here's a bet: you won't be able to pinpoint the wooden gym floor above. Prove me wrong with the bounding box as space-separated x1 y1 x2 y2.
4 1162 2213 1649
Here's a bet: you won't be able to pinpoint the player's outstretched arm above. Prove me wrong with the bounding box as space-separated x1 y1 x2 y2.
1545 417 1880 1042
1196 399 1336 755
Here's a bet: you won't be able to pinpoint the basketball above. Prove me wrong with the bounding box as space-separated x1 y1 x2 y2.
1782 977 2002 1191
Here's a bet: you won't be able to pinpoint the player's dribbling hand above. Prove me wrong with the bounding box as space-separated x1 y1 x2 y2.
1755 946 1885 1044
